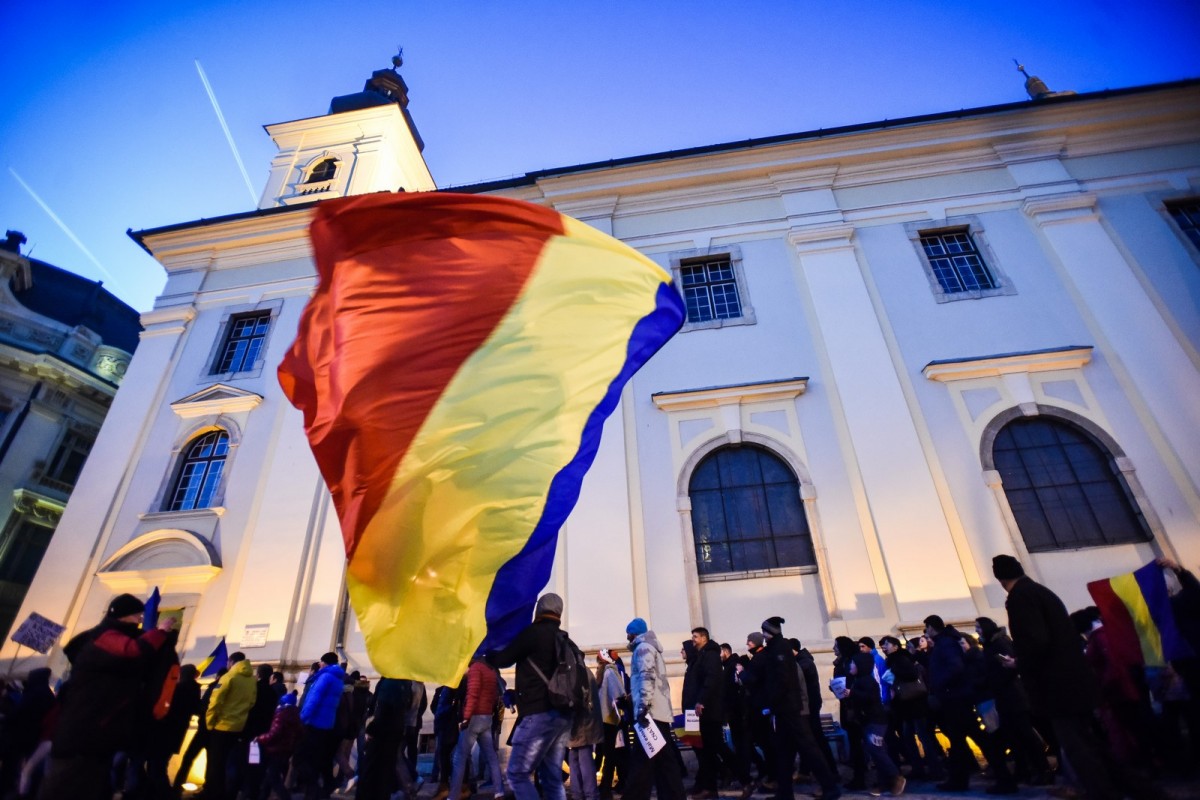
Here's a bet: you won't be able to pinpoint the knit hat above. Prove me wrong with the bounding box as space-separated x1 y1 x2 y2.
761 616 785 637
992 554 1025 581
598 648 614 663
746 632 765 649
626 617 648 636
535 592 563 618
107 593 145 619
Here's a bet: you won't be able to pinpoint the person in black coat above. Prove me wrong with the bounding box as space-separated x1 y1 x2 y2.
831 637 866 790
994 554 1158 800
761 617 840 800
740 634 776 787
791 639 836 772
880 636 943 781
848 653 904 796
683 628 748 797
357 678 419 800
975 617 1052 785
922 615 976 791
146 663 200 800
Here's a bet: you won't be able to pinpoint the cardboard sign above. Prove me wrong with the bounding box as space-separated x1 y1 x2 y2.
684 709 700 732
10 612 66 654
635 718 666 757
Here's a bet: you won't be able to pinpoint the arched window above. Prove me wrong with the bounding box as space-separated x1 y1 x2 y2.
688 444 815 575
993 417 1150 551
166 430 229 511
306 158 337 183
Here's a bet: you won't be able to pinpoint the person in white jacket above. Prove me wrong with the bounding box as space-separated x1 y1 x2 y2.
623 618 685 800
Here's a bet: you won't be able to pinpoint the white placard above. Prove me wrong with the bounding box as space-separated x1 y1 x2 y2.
635 719 666 757
248 741 261 764
684 710 700 732
240 624 270 649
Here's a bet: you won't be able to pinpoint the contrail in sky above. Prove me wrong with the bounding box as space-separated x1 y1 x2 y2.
8 167 120 286
195 59 258 206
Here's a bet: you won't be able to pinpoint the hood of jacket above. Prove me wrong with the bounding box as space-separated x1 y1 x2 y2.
633 630 663 653
230 659 254 679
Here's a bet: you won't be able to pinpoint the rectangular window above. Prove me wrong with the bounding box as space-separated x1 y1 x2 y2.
45 430 94 488
1167 199 1200 250
680 258 742 324
919 229 998 294
213 312 271 374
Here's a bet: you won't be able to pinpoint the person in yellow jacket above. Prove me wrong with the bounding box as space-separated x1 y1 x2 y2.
203 651 257 800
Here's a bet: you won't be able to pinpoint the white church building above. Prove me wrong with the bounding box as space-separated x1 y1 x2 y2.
4 65 1199 684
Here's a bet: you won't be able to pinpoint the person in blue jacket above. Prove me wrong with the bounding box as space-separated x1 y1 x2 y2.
294 652 347 799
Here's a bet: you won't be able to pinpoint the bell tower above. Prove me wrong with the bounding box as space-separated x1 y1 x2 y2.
258 52 435 208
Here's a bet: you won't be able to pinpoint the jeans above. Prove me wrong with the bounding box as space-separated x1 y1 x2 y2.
506 710 572 800
861 722 899 784
567 746 598 800
451 715 506 799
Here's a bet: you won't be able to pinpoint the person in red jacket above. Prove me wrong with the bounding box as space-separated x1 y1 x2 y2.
448 655 507 800
255 693 304 800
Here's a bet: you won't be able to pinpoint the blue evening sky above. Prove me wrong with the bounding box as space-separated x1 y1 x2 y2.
2 1 1198 311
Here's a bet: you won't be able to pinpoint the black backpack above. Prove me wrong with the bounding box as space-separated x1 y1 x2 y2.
528 631 591 718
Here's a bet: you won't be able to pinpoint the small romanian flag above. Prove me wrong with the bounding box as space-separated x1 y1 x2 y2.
279 192 685 684
198 637 228 679
1086 561 1195 668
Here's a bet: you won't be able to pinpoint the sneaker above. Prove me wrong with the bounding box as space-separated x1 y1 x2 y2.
888 776 905 797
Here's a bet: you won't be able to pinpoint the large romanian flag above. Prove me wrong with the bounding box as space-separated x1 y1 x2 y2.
279 192 684 684
1086 561 1194 668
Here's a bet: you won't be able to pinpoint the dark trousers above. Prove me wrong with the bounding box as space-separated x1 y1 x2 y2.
1052 714 1160 800
204 730 241 800
597 722 626 793
623 721 685 800
295 726 340 799
357 734 404 800
403 725 421 776
695 717 748 789
728 713 761 780
748 713 776 781
937 702 979 786
257 753 292 800
772 714 838 800
806 711 836 771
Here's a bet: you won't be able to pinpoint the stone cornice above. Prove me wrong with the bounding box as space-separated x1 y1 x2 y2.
923 345 1093 382
1022 193 1099 225
652 377 808 411
787 224 857 253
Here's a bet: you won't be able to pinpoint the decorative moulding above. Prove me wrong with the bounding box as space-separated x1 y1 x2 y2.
170 384 264 418
652 377 808 411
97 528 222 592
923 346 1093 383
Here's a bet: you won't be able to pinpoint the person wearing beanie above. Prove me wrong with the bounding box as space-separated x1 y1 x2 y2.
740 632 775 786
996 555 1146 799
39 592 177 800
487 592 583 800
760 618 841 800
623 618 685 800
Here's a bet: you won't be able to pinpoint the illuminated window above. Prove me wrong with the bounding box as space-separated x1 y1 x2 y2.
213 312 271 374
993 417 1150 551
166 431 229 511
688 444 815 575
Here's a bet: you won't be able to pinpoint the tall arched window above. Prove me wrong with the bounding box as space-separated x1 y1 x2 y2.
688 444 815 575
166 430 229 511
306 158 337 183
993 417 1150 551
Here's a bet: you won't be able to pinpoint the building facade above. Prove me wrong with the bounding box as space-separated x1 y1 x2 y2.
4 70 1199 689
0 231 139 643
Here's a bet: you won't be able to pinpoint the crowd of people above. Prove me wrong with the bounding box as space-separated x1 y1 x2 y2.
0 554 1196 800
